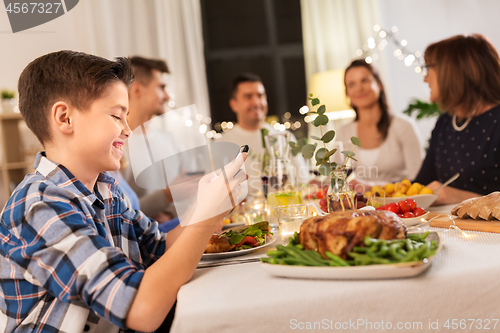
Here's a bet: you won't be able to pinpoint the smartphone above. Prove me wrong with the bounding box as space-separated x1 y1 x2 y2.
234 145 249 161
233 145 248 178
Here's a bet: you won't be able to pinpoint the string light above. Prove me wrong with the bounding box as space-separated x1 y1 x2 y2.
299 105 309 114
357 25 424 76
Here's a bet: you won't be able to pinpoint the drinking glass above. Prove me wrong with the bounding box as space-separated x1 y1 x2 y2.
241 199 267 226
276 204 309 245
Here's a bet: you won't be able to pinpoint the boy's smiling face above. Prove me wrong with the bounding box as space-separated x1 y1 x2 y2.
72 81 131 174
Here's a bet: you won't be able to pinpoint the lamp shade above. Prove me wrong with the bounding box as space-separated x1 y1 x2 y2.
307 69 352 114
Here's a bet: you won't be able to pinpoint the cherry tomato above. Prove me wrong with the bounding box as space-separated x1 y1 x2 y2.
397 213 404 218
412 207 427 217
376 205 387 211
386 202 400 214
405 198 417 210
321 206 328 212
319 199 327 207
306 194 314 200
403 211 415 218
316 191 324 199
398 201 411 214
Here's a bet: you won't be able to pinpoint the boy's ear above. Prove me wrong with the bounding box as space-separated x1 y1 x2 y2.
51 102 74 135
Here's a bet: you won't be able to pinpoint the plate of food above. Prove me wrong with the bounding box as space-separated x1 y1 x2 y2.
260 210 442 279
364 179 438 210
375 199 430 226
202 221 276 260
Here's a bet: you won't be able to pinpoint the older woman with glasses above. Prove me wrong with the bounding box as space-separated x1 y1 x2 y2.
414 34 500 205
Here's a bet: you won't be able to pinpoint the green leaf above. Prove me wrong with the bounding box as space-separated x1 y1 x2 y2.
229 234 246 245
301 144 317 159
341 150 358 162
318 162 336 177
297 138 308 149
322 148 337 162
310 135 321 140
311 98 320 106
315 148 327 162
291 146 301 156
321 130 335 143
350 137 361 147
317 105 326 114
309 93 313 97
341 151 355 158
313 114 329 127
288 141 296 148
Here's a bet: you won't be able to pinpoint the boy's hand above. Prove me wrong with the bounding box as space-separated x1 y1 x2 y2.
183 153 248 227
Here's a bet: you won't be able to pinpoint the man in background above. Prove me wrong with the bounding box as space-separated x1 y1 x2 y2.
218 73 308 195
122 56 180 223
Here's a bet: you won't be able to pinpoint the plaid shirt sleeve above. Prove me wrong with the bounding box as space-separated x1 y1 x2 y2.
1 182 145 330
111 184 167 267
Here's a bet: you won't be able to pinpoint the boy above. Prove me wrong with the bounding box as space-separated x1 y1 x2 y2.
0 51 246 332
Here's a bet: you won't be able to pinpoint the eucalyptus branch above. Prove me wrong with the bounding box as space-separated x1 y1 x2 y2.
289 95 360 179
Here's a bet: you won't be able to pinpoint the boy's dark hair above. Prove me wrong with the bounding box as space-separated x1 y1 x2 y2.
18 50 133 145
130 56 169 85
229 73 263 99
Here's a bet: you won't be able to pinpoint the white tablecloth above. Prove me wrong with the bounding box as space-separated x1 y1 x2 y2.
171 206 500 333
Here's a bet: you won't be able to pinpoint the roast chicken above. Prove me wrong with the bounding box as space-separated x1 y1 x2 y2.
451 191 500 220
299 210 407 259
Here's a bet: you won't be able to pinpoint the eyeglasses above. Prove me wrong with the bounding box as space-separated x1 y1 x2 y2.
421 64 435 77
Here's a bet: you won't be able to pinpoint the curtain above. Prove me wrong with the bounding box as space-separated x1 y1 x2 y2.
71 0 210 117
300 0 383 80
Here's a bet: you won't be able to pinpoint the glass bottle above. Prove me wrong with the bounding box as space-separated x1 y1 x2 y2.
327 168 355 212
264 133 302 229
260 128 271 197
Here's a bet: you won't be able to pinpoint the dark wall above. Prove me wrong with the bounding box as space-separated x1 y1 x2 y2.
201 0 306 136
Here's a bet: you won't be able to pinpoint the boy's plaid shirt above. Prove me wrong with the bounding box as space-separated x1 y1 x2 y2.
0 152 166 332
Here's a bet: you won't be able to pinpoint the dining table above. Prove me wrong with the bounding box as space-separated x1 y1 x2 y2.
170 204 500 333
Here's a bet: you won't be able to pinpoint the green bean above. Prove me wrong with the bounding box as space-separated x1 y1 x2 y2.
266 250 283 257
407 233 422 241
325 251 350 266
281 245 327 266
301 250 330 266
282 257 323 266
277 245 304 260
365 257 392 265
353 246 368 253
405 241 429 262
364 237 375 246
406 239 414 251
397 249 408 256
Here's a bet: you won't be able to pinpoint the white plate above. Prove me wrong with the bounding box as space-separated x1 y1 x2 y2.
201 237 276 260
260 232 441 280
401 211 430 226
373 194 438 210
222 222 245 230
